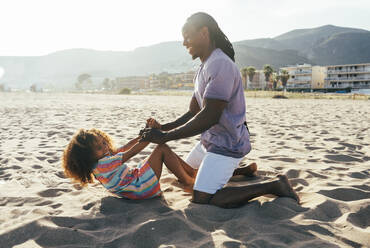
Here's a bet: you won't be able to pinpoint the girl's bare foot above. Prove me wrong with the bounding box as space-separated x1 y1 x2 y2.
177 178 194 193
274 175 300 204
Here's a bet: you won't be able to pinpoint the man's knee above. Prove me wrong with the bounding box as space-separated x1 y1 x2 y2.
209 189 244 208
191 190 214 204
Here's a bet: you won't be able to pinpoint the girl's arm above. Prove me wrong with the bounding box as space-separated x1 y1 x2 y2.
119 136 140 152
121 141 150 163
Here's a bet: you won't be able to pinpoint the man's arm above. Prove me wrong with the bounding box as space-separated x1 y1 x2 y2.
164 98 226 141
161 96 200 131
141 98 227 144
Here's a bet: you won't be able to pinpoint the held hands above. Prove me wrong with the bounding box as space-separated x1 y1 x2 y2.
138 118 166 144
146 118 161 129
140 128 167 144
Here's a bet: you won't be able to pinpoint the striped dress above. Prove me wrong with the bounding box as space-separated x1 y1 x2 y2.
92 146 161 199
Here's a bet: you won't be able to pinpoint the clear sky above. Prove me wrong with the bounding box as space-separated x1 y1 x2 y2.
0 0 369 56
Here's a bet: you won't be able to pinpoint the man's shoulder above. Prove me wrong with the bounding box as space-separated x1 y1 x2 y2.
207 49 231 64
204 50 237 74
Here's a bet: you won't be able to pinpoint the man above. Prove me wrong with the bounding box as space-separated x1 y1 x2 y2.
142 12 299 208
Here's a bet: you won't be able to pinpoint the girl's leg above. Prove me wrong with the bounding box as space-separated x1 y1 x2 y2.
147 144 194 187
145 145 165 180
174 153 198 178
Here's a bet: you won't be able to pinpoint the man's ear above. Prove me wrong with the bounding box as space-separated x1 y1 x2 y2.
199 26 210 40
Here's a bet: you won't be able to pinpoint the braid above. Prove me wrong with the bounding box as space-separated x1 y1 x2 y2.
184 12 235 62
213 28 235 62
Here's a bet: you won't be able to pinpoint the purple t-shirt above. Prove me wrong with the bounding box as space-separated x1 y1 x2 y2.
193 48 251 158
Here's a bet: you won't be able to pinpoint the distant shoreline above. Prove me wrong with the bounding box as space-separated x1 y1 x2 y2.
1 90 369 100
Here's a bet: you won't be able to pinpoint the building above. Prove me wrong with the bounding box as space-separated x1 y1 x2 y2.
115 76 148 90
280 64 327 90
325 63 370 90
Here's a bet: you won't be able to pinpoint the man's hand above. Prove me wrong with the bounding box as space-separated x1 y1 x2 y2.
146 118 161 129
139 127 150 136
140 128 167 144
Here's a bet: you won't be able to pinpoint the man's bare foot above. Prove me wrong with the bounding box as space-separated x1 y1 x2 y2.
233 162 258 177
275 175 300 204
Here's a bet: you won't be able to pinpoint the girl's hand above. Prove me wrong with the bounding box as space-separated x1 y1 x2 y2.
146 118 161 129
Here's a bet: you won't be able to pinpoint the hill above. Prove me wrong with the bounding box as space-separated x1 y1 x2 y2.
1 25 369 89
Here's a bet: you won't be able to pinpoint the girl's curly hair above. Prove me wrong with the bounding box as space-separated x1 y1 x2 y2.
62 128 115 186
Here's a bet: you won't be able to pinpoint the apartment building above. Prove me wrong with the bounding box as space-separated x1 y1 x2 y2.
115 76 148 90
325 63 370 89
280 64 327 89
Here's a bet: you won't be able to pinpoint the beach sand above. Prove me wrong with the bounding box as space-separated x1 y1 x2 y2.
0 92 369 247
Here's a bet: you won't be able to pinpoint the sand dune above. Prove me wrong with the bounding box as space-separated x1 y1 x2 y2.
0 92 369 247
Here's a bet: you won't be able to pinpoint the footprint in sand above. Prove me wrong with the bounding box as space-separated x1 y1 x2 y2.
306 170 328 179
259 156 297 163
347 206 370 228
47 159 59 164
305 146 323 151
55 171 66 179
339 142 362 150
348 171 368 179
324 154 363 163
303 200 343 222
285 169 300 178
47 131 59 137
36 200 54 206
82 202 96 210
36 156 47 161
307 159 320 162
51 203 63 209
324 137 340 141
37 188 72 197
318 188 370 201
1 158 9 164
333 146 346 150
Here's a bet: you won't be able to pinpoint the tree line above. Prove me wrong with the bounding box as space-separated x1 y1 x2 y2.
240 65 290 91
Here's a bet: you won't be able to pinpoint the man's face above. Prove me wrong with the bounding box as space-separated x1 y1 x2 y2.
182 26 205 60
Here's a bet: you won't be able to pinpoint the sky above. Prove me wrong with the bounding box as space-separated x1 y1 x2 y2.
0 0 370 57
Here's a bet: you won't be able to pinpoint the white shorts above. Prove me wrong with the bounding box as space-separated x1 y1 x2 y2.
185 142 243 194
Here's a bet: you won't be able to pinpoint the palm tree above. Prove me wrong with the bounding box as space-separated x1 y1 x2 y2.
280 69 290 92
247 66 256 89
240 67 248 89
271 72 280 90
263 65 274 90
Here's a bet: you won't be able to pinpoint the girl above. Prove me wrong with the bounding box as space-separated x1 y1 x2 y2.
62 127 195 200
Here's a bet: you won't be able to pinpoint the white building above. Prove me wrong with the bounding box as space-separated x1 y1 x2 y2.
280 64 327 89
325 63 370 89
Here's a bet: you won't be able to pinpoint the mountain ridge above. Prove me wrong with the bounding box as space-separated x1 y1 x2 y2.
1 24 369 89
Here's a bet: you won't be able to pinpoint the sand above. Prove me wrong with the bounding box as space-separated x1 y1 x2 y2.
0 92 369 248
